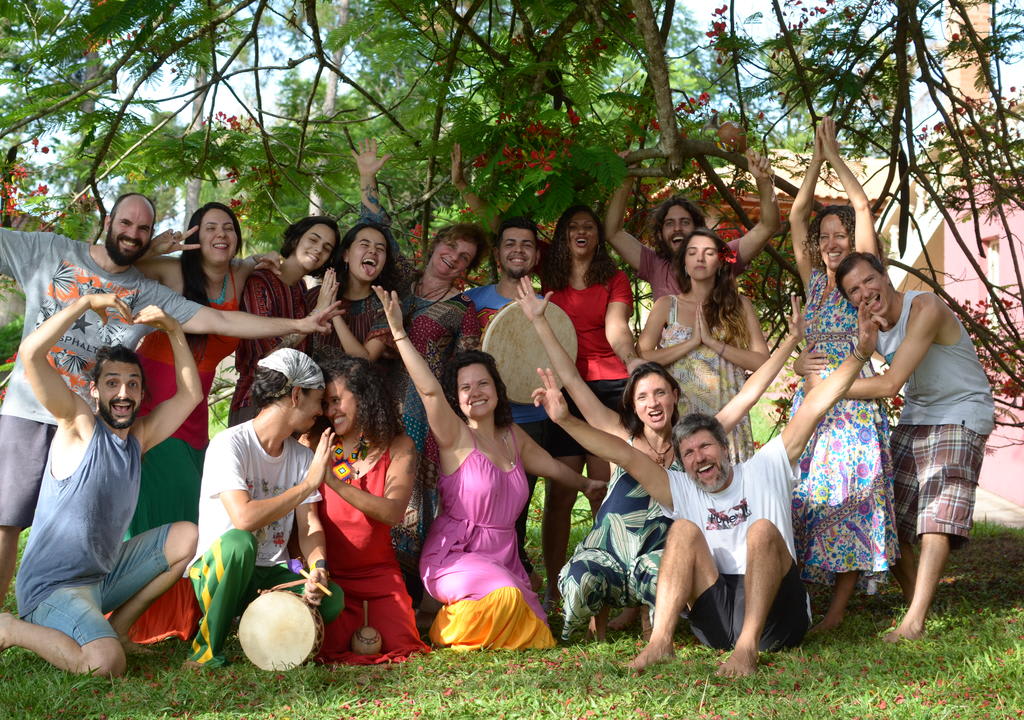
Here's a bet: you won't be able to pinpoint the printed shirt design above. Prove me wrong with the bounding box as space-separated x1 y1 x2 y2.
705 498 751 531
37 260 146 399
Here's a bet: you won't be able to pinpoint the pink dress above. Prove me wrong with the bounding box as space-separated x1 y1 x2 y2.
419 430 553 649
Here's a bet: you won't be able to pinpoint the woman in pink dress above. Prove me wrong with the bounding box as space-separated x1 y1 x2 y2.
374 287 604 650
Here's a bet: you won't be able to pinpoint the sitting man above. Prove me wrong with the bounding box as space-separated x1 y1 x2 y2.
836 251 994 642
535 301 881 676
2 293 202 676
187 348 343 668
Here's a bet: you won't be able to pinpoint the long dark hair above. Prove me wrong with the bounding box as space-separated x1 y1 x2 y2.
619 362 681 438
650 196 706 260
180 202 242 356
441 350 513 428
540 205 618 291
333 221 401 297
315 349 400 451
280 216 341 278
672 228 750 349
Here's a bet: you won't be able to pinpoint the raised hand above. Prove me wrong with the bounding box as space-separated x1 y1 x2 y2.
818 115 841 161
299 302 344 334
372 285 406 336
786 294 806 343
149 225 200 257
314 269 339 313
132 305 181 334
745 148 772 181
352 138 391 177
855 298 882 359
451 143 467 189
309 427 336 489
532 367 569 422
515 276 550 321
86 293 132 325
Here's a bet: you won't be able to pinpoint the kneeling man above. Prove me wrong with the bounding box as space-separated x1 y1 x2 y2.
2 294 202 676
536 302 881 676
187 349 343 667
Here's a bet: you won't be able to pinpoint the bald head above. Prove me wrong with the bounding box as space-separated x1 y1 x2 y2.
104 193 156 267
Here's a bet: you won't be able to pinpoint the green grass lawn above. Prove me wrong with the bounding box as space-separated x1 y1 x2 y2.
3 515 1023 719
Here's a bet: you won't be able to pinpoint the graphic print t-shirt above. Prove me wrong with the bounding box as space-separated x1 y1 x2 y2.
660 435 797 574
0 230 200 424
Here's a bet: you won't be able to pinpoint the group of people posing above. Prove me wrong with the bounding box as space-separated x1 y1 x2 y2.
0 120 994 679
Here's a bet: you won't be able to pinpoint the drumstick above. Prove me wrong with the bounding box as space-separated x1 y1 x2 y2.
299 567 334 597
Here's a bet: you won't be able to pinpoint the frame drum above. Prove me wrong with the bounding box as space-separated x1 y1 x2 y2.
238 590 324 670
481 302 578 404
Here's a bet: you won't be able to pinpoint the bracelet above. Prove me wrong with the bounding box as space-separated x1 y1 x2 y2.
718 340 726 358
852 347 869 363
393 333 408 342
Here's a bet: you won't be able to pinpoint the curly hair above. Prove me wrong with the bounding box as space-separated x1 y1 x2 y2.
280 216 341 279
619 362 681 438
805 205 856 271
332 221 401 296
315 349 399 451
441 350 513 428
672 229 750 349
180 202 243 357
650 196 707 260
540 205 619 291
421 223 488 276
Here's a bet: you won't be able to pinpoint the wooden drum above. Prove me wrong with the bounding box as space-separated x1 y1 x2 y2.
238 590 324 670
481 302 578 404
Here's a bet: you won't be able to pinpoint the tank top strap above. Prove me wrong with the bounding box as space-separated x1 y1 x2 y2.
227 266 238 302
667 294 678 325
507 425 520 462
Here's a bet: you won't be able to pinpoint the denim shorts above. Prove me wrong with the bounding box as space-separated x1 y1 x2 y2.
25 524 171 645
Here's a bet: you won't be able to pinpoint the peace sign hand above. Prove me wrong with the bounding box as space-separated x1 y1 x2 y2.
531 367 569 423
149 225 200 257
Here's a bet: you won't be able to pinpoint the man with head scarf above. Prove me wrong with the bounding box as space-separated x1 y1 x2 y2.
186 349 343 668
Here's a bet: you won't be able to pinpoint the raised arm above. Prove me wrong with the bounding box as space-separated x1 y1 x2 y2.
131 306 203 453
845 293 947 400
534 367 672 507
352 138 392 221
716 295 804 433
604 172 645 271
19 294 131 432
322 433 416 526
516 277 622 435
515 424 607 501
373 286 465 449
782 299 879 463
819 116 880 258
734 149 781 265
451 143 500 232
790 126 825 288
218 427 333 532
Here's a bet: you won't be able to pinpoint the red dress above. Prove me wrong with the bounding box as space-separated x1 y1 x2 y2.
317 448 429 664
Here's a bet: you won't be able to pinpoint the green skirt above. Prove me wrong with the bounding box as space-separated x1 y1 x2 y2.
127 438 205 538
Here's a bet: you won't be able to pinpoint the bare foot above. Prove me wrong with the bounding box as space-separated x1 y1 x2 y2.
626 639 674 671
809 613 844 634
640 609 653 642
716 644 758 677
119 636 155 655
586 607 609 641
883 619 924 643
607 606 640 631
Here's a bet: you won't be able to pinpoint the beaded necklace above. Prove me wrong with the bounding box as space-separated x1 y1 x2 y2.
331 435 368 484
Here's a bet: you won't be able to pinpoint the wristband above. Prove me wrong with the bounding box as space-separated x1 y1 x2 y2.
852 347 868 363
393 333 408 342
312 559 328 571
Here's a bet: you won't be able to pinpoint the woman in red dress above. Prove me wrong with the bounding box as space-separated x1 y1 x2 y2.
310 350 428 664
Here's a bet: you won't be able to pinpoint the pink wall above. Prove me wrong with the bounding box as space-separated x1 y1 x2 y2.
943 218 1024 506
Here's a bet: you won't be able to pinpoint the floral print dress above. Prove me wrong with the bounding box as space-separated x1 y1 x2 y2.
789 269 898 587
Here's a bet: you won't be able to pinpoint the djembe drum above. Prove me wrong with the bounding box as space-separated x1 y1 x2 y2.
238 589 324 670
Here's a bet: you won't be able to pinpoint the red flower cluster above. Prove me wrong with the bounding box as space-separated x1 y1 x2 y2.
719 247 738 264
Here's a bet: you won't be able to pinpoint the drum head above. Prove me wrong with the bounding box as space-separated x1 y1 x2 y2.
482 302 578 404
238 591 319 671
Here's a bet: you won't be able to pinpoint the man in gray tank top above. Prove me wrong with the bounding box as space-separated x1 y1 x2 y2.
837 252 994 643
0 292 202 676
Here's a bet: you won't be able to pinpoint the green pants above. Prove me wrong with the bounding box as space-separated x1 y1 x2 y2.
188 528 343 667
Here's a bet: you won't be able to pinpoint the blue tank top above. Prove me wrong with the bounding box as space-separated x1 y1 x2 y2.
16 419 142 617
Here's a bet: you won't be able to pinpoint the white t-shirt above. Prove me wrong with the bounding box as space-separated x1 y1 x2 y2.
194 422 320 568
660 435 797 575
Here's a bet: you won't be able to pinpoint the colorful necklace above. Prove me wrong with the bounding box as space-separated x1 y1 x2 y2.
332 434 368 484
209 273 228 305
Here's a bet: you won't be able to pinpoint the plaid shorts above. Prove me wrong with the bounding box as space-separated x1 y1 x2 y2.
891 424 988 546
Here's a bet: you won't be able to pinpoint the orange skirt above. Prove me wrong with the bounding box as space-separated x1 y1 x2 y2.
429 586 555 651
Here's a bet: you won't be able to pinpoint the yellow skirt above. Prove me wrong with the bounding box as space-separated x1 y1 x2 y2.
429 586 555 651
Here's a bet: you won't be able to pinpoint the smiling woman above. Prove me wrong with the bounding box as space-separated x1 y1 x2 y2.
228 215 341 426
